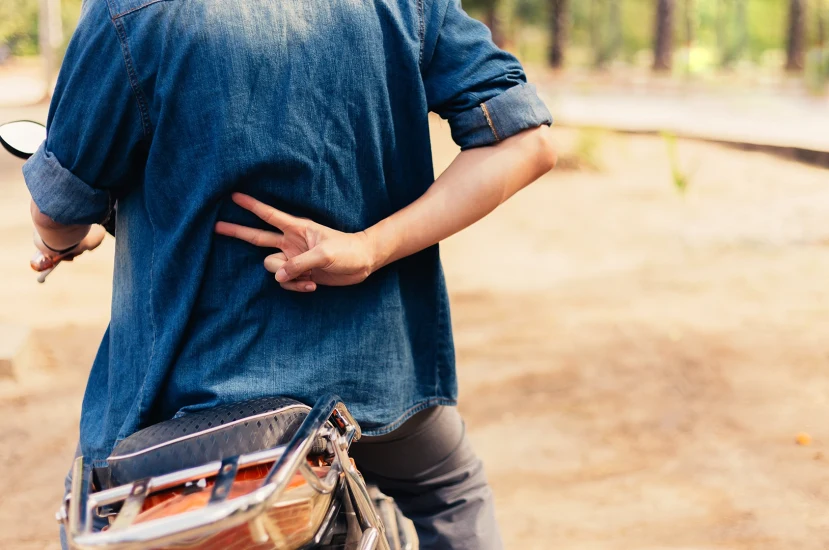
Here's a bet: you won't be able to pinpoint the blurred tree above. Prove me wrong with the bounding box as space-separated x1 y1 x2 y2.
548 0 569 68
515 0 545 23
653 0 675 70
40 0 63 85
718 0 748 68
619 0 653 61
0 0 40 55
464 0 506 46
680 0 695 74
818 0 828 81
785 0 806 71
591 0 623 67
608 0 623 54
485 0 506 46
683 0 695 46
0 0 82 57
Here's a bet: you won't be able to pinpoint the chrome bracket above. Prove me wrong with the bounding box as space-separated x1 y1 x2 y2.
109 478 150 531
209 456 240 504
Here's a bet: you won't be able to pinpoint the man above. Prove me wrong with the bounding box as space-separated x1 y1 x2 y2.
25 0 556 547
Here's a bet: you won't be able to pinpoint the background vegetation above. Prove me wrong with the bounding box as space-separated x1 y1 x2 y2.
0 0 81 56
463 0 828 82
1 0 827 85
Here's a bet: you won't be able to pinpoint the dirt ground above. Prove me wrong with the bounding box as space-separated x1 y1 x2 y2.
2 118 829 549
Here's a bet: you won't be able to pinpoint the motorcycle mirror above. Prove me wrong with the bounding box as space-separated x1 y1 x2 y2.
0 120 46 160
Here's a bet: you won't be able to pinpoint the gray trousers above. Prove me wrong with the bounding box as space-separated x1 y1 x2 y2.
350 406 504 550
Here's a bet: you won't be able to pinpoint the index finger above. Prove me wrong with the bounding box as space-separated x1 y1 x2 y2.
215 221 284 248
232 193 297 231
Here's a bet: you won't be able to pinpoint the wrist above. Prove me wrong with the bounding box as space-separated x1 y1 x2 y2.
362 224 393 273
33 231 77 256
33 225 90 255
39 235 79 254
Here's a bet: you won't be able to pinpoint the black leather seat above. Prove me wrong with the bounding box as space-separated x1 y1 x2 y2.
106 396 312 487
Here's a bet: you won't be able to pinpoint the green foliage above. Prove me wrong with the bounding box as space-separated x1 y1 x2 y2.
0 0 39 55
805 48 829 93
745 0 787 60
463 0 499 10
1 0 826 79
0 0 83 56
620 0 653 61
514 0 544 23
661 132 694 194
557 128 605 171
458 0 827 73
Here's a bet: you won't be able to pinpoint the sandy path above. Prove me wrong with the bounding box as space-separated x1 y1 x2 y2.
2 119 829 548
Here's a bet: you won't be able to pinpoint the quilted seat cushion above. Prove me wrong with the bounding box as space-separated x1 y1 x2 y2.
107 396 312 486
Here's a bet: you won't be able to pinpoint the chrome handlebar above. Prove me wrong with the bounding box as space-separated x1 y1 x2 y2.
31 249 65 283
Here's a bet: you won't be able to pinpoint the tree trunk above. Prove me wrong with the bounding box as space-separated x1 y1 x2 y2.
683 0 694 74
818 0 827 79
785 0 806 72
591 0 621 68
608 0 622 58
720 0 747 68
653 0 675 72
590 0 603 67
38 0 62 92
684 0 694 48
716 0 728 65
735 0 747 60
549 0 569 68
485 0 505 47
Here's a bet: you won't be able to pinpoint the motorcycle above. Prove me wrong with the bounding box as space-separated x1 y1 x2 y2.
0 120 418 550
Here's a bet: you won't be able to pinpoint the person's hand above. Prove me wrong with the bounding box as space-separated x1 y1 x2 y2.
31 224 107 272
33 224 106 259
70 224 107 256
215 193 377 292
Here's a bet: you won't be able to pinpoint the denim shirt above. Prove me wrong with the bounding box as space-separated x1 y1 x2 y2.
23 0 552 465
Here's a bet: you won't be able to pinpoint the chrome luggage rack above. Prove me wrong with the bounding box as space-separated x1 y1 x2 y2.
60 394 391 550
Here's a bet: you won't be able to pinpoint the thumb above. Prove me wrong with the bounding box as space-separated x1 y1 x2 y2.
276 247 328 283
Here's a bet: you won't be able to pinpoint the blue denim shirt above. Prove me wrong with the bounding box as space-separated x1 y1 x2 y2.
24 0 552 465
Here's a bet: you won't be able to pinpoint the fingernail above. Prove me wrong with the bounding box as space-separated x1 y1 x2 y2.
276 268 288 282
304 283 315 291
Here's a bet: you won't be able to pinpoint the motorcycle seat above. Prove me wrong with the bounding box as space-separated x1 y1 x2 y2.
106 396 314 487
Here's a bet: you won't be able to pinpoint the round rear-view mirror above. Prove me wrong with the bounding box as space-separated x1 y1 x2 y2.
0 120 46 160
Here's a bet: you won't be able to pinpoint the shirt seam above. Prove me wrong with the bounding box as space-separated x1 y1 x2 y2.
110 0 169 20
420 0 452 75
104 2 157 439
106 7 152 141
135 187 158 435
417 0 425 67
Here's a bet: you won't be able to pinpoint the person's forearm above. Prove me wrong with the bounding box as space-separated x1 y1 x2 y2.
365 125 556 270
30 199 91 251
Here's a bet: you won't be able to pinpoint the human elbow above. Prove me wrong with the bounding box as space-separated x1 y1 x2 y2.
30 200 63 230
533 125 558 173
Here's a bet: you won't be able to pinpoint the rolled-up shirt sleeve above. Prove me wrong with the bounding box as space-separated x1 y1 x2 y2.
24 145 112 225
22 0 147 226
421 0 553 150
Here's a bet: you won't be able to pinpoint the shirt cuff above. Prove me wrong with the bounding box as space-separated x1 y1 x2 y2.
22 143 111 225
447 83 553 150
